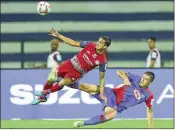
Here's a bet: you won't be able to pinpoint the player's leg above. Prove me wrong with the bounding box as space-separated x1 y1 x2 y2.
66 83 99 94
43 65 60 90
44 59 83 93
34 61 83 97
78 83 99 94
51 67 83 91
40 60 75 93
31 63 70 105
36 65 60 95
37 77 73 96
73 107 117 128
74 87 118 127
35 64 63 95
31 65 59 104
32 60 83 105
43 66 82 95
31 77 73 105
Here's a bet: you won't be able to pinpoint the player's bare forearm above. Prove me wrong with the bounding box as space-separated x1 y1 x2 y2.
147 107 154 128
49 28 80 47
117 70 128 78
117 70 131 86
123 78 131 86
99 72 105 98
149 60 155 68
57 34 80 47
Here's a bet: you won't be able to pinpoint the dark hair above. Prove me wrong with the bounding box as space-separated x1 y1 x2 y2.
101 36 111 47
144 71 155 82
148 37 156 42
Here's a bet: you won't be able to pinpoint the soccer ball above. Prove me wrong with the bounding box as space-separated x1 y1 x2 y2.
37 1 51 16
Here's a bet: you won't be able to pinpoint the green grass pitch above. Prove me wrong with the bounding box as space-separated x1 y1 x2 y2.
1 119 174 128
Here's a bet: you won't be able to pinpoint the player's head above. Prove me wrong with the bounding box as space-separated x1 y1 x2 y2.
139 71 155 88
147 37 156 50
96 36 111 50
51 38 59 51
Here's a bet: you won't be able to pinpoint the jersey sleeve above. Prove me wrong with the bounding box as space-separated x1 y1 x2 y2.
53 54 62 62
99 62 107 72
80 41 90 48
128 72 141 83
151 51 158 60
145 95 154 108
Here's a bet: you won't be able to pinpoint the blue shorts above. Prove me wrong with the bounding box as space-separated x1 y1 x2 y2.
91 87 119 112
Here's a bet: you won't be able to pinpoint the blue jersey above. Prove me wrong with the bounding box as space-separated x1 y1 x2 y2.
112 73 154 113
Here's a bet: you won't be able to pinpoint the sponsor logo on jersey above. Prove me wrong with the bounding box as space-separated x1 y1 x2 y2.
95 60 99 65
83 54 93 66
134 89 141 100
92 54 97 58
87 51 90 54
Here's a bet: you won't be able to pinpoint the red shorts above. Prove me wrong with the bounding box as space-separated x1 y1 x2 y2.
56 60 82 82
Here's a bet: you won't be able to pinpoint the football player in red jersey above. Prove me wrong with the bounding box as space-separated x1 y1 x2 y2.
32 28 111 105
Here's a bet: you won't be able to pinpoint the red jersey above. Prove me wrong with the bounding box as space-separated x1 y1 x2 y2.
70 41 107 74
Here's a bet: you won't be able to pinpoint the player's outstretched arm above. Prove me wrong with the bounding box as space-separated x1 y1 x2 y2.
117 70 128 77
147 107 154 128
49 28 80 47
116 70 131 86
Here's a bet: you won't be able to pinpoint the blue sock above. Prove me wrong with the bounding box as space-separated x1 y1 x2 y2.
84 114 107 125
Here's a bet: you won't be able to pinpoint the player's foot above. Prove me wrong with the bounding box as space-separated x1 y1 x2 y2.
31 97 47 105
73 121 84 128
34 90 49 97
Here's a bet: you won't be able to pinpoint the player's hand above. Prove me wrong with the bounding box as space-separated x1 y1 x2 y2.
48 28 59 37
117 70 127 79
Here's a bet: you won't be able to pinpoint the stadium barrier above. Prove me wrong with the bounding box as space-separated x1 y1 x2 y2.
1 69 173 119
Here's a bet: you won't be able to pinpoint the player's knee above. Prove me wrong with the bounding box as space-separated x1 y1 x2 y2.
111 110 117 118
106 110 117 120
105 107 117 120
47 78 56 84
59 78 73 86
79 84 89 91
79 84 84 90
47 80 53 85
47 76 56 84
83 84 90 90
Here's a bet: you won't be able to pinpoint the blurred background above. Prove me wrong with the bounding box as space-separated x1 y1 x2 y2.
1 0 174 68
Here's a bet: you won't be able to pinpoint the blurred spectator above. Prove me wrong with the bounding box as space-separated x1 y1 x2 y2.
33 39 62 68
146 37 161 68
